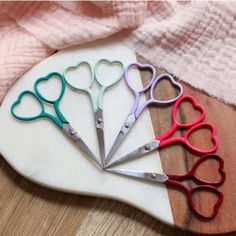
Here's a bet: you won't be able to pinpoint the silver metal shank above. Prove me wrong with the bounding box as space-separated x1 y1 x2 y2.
106 169 169 183
106 140 160 168
63 123 101 168
105 114 136 165
95 109 105 167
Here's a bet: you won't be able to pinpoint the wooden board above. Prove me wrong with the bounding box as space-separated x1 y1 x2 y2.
0 54 235 235
137 55 236 234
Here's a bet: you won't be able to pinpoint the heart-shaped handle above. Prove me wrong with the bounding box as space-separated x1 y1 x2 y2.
184 122 218 154
188 185 223 220
150 73 183 105
11 90 44 121
64 61 94 90
124 62 156 93
190 154 226 186
34 72 65 104
173 95 206 128
94 59 124 88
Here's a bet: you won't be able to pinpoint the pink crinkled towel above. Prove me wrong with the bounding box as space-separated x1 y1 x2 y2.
0 1 236 105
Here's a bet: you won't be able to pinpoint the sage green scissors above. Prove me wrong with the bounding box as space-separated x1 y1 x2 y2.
64 59 124 168
11 72 101 168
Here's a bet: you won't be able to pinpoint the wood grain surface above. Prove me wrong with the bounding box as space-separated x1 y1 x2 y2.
138 55 236 234
0 55 235 235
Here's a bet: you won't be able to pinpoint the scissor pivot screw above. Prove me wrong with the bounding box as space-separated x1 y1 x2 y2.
125 124 129 128
151 174 157 179
145 145 150 150
97 118 102 124
69 129 76 135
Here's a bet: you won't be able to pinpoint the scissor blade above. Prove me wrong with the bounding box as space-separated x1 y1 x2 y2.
63 123 102 168
106 169 168 183
106 140 160 168
95 109 105 168
105 114 136 165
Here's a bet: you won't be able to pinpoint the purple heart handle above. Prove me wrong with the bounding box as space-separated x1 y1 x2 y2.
150 73 183 104
124 62 157 93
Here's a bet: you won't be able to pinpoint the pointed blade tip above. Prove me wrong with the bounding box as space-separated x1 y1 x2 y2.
105 168 122 174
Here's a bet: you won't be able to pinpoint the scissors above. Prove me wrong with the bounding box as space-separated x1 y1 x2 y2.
106 95 218 168
105 62 183 165
107 154 225 219
11 72 101 168
64 59 124 168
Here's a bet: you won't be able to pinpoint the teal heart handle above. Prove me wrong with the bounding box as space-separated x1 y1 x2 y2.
11 90 44 121
34 72 67 124
34 72 65 103
11 90 63 127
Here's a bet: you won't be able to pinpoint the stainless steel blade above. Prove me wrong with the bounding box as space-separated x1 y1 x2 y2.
105 114 136 165
105 140 160 168
63 123 102 168
106 168 168 183
95 109 105 168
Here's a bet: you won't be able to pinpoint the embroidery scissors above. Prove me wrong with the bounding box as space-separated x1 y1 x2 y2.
105 62 183 165
64 59 124 168
11 72 102 168
107 154 225 219
106 95 218 168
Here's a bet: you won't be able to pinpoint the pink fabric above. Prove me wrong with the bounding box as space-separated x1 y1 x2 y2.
0 1 236 104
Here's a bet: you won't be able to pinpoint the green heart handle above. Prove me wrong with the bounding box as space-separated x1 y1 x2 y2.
94 59 124 110
63 62 97 111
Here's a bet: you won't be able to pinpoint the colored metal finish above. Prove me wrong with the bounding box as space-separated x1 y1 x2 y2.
11 72 101 168
105 62 183 165
106 95 218 168
64 59 124 168
107 154 225 220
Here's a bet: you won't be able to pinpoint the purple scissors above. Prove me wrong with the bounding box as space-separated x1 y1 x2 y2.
105 62 183 165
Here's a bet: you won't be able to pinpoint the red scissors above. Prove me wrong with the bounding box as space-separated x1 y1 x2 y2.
107 154 225 219
106 95 218 168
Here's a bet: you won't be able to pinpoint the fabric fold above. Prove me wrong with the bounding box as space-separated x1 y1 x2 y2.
0 1 235 105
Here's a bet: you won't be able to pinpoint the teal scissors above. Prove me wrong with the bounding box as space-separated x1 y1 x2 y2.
64 59 124 168
11 72 101 168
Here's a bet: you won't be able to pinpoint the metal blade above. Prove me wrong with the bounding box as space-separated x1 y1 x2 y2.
95 109 105 168
63 123 102 168
106 168 168 183
105 140 160 168
105 131 126 165
105 114 136 165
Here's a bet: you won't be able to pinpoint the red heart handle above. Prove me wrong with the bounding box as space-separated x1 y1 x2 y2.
165 179 224 220
157 95 206 142
184 122 218 154
188 185 223 220
172 95 206 128
190 154 226 186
